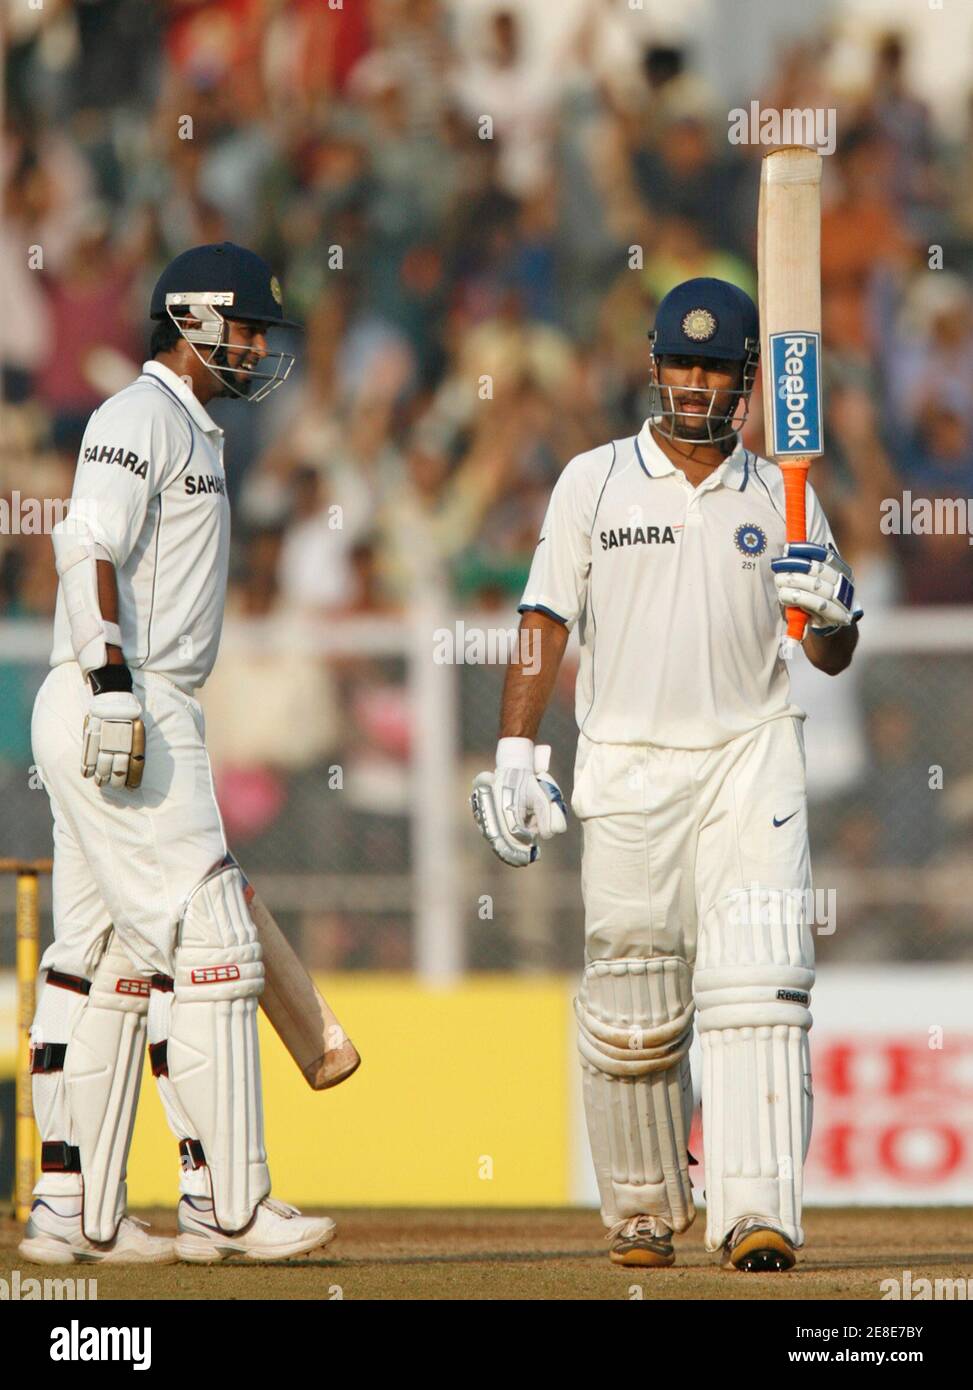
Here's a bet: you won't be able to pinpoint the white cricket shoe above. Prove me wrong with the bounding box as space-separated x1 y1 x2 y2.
19 1196 176 1265
608 1215 675 1268
175 1195 337 1263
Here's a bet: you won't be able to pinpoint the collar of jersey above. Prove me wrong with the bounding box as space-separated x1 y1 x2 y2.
635 420 749 492
140 361 223 437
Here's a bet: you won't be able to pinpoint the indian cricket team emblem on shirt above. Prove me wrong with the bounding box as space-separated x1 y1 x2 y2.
734 522 767 556
681 307 717 342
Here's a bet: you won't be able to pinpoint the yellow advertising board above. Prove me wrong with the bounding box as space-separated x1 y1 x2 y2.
3 975 577 1208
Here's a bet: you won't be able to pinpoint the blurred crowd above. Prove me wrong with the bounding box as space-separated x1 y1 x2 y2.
2 0 973 966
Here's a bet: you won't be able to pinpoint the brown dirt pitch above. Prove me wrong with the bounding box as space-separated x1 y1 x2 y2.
3 1207 971 1301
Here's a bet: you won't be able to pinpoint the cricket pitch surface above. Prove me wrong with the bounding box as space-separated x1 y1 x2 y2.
3 1208 971 1300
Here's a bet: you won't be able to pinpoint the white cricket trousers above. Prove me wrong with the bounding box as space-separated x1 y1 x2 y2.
31 661 227 978
573 716 816 1246
573 715 813 963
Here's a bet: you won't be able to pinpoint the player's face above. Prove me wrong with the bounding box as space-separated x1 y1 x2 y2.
215 319 269 397
657 354 742 437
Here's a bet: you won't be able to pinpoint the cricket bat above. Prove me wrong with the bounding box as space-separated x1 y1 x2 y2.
757 145 824 659
226 855 362 1091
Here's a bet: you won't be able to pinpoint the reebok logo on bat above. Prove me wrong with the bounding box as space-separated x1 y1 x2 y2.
769 332 822 456
773 812 797 827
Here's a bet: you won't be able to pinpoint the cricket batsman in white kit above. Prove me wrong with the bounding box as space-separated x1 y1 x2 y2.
21 242 336 1264
472 278 861 1271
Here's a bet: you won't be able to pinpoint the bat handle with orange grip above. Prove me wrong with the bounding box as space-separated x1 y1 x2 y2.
779 460 810 659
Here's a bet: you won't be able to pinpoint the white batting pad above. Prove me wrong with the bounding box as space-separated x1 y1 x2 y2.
695 887 814 1249
166 863 269 1231
576 957 696 1231
30 970 92 1201
64 934 151 1241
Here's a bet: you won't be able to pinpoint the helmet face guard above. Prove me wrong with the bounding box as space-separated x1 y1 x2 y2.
164 291 295 404
647 335 760 448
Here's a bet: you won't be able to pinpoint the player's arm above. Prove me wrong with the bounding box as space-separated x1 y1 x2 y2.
53 526 146 788
471 447 603 866
471 612 571 868
97 560 126 667
498 610 570 738
54 395 187 787
771 485 861 677
803 620 858 676
77 556 147 786
471 611 571 865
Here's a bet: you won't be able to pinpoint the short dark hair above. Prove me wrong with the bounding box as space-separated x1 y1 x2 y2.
149 317 182 357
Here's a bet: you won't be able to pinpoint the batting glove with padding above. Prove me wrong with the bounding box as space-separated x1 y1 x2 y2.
471 738 568 868
771 542 863 636
82 665 145 789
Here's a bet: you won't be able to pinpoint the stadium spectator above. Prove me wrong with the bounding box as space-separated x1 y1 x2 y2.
4 7 973 967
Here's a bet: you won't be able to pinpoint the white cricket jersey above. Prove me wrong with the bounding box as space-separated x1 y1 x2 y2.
50 361 230 694
519 421 835 749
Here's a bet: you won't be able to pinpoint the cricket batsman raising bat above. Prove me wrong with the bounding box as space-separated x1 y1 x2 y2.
759 145 850 659
473 185 861 1267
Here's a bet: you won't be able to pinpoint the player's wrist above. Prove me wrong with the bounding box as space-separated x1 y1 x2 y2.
87 663 134 696
495 737 534 771
810 608 862 638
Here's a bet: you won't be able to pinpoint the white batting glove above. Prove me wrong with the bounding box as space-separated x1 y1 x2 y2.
82 688 146 789
770 542 863 636
471 738 568 868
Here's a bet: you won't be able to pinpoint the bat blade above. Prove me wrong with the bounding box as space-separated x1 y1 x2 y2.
758 145 823 651
223 854 361 1091
247 885 362 1091
758 145 823 461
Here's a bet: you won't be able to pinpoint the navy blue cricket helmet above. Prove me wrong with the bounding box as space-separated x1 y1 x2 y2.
647 277 760 448
151 242 299 402
651 277 758 360
151 242 300 327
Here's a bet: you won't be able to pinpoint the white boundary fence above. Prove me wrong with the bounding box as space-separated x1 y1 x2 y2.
2 608 972 983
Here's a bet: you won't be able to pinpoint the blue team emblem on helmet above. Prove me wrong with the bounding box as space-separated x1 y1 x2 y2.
734 522 767 557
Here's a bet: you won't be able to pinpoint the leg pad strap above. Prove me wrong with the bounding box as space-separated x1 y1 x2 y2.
41 1141 82 1173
